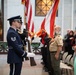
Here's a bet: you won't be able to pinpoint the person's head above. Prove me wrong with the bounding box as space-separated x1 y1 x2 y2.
67 29 70 34
69 30 74 36
74 31 76 35
54 25 61 35
7 15 23 29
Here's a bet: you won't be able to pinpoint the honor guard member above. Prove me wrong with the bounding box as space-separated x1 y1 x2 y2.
49 26 63 75
7 15 27 75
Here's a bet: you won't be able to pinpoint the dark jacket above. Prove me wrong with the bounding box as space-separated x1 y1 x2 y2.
7 27 25 63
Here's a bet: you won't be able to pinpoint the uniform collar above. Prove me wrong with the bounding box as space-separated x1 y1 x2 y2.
54 34 60 38
10 27 17 31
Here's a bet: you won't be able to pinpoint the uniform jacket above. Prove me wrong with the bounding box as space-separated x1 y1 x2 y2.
49 35 63 52
7 27 24 64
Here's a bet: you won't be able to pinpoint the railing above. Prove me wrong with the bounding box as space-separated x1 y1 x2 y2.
0 41 41 54
0 41 8 54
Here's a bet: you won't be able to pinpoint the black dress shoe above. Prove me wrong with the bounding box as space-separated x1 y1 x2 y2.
44 68 48 72
43 67 48 72
25 57 29 60
41 62 44 65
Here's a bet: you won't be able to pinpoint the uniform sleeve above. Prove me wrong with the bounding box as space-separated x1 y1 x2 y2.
55 36 63 46
7 32 26 57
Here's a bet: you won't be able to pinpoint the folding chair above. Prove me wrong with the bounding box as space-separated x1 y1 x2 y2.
65 54 72 65
60 61 73 75
62 52 68 63
69 57 73 67
61 52 73 75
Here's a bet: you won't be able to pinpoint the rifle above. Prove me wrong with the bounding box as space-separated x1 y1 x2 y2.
17 28 29 60
26 23 36 66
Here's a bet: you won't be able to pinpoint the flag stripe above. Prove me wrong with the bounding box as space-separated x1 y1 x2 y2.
28 4 32 30
40 18 45 29
31 21 34 32
50 0 59 38
25 0 29 16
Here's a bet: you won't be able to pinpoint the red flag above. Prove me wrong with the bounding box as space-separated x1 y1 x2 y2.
40 18 45 30
40 0 60 38
31 21 34 33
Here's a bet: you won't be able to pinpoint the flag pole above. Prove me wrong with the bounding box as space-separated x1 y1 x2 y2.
71 0 74 30
24 0 36 66
61 0 64 38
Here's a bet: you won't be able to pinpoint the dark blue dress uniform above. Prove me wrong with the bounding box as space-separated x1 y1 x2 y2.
7 16 27 75
7 27 25 63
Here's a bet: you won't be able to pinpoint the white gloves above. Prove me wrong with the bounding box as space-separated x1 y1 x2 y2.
27 52 35 57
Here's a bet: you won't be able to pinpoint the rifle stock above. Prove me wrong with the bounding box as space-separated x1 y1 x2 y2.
30 57 36 66
27 39 36 66
26 23 36 66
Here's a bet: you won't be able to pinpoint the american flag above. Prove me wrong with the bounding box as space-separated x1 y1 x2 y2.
22 0 35 34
